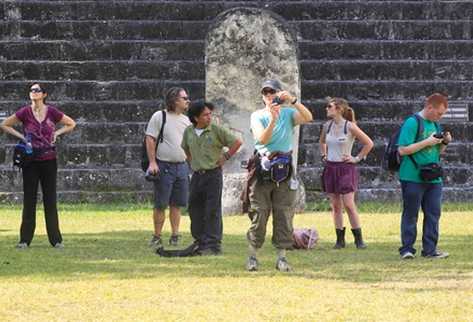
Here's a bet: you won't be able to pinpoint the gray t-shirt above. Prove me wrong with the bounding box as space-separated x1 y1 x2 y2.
145 110 191 162
325 120 355 162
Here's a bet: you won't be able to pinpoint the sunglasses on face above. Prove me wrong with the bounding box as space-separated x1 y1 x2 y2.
30 88 43 93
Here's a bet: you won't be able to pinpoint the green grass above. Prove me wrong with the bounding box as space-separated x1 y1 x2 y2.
1 205 472 321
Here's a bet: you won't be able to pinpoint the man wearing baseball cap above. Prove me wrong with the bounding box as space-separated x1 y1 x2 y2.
246 79 313 271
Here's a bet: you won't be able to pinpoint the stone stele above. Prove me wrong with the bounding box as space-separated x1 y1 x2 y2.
205 7 305 215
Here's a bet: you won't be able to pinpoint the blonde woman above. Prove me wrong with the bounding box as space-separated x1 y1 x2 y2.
320 98 373 249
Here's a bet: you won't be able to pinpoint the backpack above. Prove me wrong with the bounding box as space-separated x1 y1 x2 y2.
293 228 319 250
382 114 424 172
141 110 166 172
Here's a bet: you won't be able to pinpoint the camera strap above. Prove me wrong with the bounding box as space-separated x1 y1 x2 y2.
407 115 441 169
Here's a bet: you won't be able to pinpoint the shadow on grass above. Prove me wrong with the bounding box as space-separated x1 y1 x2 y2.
1 229 472 286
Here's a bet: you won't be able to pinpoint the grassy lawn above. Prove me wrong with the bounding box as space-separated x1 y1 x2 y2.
0 204 472 321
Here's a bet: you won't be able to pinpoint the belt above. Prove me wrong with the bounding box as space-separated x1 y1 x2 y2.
194 167 220 175
157 159 187 165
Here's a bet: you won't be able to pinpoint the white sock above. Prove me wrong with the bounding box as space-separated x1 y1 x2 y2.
248 244 257 258
277 249 286 259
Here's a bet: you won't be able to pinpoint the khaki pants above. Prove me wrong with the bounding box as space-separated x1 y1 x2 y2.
247 178 296 250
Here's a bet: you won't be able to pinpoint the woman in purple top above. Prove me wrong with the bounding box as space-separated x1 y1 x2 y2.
0 83 76 249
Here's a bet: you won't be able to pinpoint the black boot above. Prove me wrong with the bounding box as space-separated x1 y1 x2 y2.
352 228 367 249
334 227 346 249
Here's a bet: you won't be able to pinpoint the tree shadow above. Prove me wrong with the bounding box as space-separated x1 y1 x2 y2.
1 229 472 289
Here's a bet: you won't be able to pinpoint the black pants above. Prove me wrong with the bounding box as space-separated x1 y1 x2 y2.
188 168 223 251
20 159 62 246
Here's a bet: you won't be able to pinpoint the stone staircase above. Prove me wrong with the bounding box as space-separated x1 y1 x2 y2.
1 1 472 203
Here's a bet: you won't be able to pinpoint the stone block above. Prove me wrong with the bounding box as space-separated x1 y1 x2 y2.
300 41 473 61
0 81 205 101
0 61 204 81
296 21 472 41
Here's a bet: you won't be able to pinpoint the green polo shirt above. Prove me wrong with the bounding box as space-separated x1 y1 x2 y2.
181 123 238 171
398 115 442 184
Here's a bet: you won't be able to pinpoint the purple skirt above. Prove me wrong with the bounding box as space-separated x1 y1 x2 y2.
322 161 358 194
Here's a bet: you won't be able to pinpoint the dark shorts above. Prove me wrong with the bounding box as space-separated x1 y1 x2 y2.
153 160 189 209
322 161 358 194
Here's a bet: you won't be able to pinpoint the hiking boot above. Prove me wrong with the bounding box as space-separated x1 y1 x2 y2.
149 235 162 249
401 251 415 260
15 242 28 249
54 242 65 249
333 227 346 249
169 234 181 246
275 257 292 272
246 256 258 271
351 228 367 249
422 250 449 259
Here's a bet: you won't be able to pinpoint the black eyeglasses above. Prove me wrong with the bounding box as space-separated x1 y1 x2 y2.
30 88 43 93
179 96 190 101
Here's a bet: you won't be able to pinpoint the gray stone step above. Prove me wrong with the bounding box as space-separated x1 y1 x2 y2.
3 39 472 62
300 40 473 60
299 165 473 191
0 100 164 123
301 60 473 81
296 20 473 41
305 187 473 203
2 79 472 105
5 2 473 22
0 144 142 168
0 80 204 101
0 61 204 81
4 60 473 82
2 20 472 42
0 167 150 192
0 20 210 41
302 80 473 101
305 99 473 122
0 40 205 61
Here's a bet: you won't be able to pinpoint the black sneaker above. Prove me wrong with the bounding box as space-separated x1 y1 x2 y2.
169 234 181 246
149 235 162 249
422 250 449 259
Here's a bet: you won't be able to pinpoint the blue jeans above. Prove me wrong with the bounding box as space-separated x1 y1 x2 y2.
399 181 442 256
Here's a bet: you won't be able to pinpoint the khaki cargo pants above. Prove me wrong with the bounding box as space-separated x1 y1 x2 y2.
247 178 296 250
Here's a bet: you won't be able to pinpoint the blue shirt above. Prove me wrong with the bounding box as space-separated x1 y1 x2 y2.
251 107 296 154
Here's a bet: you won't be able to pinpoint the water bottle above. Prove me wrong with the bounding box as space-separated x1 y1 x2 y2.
25 133 33 155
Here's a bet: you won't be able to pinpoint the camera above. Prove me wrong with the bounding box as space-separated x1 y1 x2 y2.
145 169 160 182
272 96 283 105
433 132 444 139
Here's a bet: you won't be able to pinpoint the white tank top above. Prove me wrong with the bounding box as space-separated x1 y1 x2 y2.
325 120 355 162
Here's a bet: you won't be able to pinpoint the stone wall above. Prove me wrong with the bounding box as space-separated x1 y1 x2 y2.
1 1 473 204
